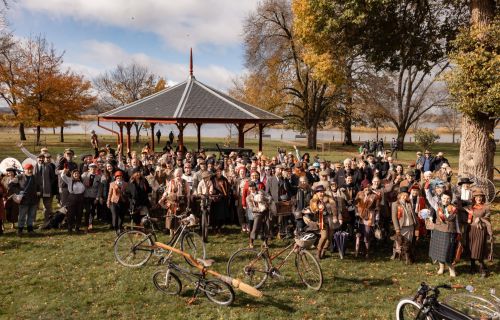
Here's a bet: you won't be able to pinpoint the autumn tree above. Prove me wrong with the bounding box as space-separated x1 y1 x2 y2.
235 0 338 149
0 35 94 145
94 63 166 143
446 0 499 180
293 0 469 150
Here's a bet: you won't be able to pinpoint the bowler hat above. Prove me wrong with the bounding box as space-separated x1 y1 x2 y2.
458 177 473 185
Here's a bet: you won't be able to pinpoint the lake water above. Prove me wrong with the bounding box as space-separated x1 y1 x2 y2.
8 121 500 144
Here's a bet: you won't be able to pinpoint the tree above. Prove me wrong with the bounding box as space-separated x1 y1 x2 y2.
438 106 461 143
292 0 469 150
236 0 338 149
0 35 95 145
446 1 499 180
94 63 166 143
414 128 440 151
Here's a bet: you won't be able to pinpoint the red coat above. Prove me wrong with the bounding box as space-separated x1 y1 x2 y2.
241 180 264 208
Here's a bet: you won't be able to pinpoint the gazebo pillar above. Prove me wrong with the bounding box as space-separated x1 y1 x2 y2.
196 123 202 151
117 122 124 156
125 122 132 154
150 123 156 152
258 123 264 152
176 123 185 149
237 124 245 148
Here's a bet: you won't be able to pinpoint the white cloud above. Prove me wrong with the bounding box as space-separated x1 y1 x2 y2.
16 0 257 51
69 40 236 90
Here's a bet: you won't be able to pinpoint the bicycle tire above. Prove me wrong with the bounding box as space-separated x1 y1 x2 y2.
114 230 153 267
204 279 235 306
395 299 426 320
226 248 269 289
152 269 182 295
294 249 323 291
180 230 206 267
443 293 500 319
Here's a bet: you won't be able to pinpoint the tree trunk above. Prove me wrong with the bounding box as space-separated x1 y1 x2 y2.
36 126 41 146
53 127 56 135
342 104 353 146
458 114 495 180
397 128 407 151
452 131 455 144
60 126 64 143
19 123 26 141
134 123 141 143
471 0 495 31
375 126 379 140
306 125 317 149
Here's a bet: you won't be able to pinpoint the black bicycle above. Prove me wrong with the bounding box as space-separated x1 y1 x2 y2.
198 195 212 243
152 257 235 306
396 282 499 320
113 210 205 268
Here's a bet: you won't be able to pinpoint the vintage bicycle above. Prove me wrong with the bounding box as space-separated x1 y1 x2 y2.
226 232 323 291
113 209 205 268
395 282 500 320
153 242 262 306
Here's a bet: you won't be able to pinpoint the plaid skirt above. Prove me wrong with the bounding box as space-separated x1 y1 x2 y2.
429 230 457 264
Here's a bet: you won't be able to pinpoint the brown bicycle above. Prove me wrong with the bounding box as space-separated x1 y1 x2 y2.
226 233 323 291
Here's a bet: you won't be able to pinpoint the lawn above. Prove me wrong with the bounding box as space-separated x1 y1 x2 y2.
0 133 499 320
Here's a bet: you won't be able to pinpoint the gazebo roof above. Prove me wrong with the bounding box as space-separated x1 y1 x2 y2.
99 76 283 124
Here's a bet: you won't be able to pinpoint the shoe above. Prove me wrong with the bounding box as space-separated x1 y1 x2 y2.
437 263 445 275
17 227 23 236
249 242 254 249
449 266 456 277
27 226 34 233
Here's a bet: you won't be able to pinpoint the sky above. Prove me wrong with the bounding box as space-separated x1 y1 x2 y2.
6 0 259 90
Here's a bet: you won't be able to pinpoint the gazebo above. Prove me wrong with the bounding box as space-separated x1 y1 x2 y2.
97 50 283 155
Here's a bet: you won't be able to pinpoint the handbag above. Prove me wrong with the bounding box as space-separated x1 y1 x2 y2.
425 218 435 230
12 176 33 204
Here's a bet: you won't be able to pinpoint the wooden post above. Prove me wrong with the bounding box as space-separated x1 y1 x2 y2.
258 123 264 152
176 123 185 149
118 122 124 157
196 123 202 151
150 123 156 152
126 122 132 154
237 124 245 148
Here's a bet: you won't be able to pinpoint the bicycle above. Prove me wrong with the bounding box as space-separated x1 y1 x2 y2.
153 242 262 306
113 209 206 268
395 282 500 320
226 232 323 291
198 194 213 243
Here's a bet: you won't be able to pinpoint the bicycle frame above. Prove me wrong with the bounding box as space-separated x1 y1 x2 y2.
252 242 298 275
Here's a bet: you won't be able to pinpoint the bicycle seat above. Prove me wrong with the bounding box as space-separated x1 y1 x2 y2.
196 258 214 268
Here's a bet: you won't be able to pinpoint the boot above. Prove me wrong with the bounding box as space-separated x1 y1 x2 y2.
437 263 445 275
479 261 488 278
448 265 456 277
27 226 34 234
470 260 477 274
17 227 23 236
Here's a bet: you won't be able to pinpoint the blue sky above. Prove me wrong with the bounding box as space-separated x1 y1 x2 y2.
7 0 259 89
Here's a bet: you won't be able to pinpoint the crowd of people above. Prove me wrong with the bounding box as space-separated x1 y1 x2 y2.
0 138 494 279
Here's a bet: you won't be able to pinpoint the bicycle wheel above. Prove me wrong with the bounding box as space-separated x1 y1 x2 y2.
204 279 235 306
226 248 269 289
443 293 500 319
114 230 153 267
295 249 323 291
395 299 424 320
180 230 206 267
152 269 182 295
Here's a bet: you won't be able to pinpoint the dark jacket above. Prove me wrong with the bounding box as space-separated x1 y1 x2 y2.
19 174 39 206
126 178 152 208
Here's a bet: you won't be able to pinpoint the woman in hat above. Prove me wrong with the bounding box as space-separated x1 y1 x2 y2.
160 168 189 234
107 171 128 235
60 168 85 233
310 185 340 259
426 183 460 277
212 166 231 233
355 182 381 258
2 167 20 230
391 187 419 263
466 189 492 277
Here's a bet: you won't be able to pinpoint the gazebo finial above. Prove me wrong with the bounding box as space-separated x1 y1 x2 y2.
189 48 193 77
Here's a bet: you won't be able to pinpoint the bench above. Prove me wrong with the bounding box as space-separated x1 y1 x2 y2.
295 135 307 139
262 134 271 138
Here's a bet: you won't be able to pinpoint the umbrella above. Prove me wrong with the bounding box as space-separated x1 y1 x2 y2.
334 231 349 259
0 157 22 174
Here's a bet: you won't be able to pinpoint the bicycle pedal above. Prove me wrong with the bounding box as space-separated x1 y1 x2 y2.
187 297 197 305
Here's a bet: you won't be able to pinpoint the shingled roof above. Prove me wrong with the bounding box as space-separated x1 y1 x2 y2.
99 76 283 124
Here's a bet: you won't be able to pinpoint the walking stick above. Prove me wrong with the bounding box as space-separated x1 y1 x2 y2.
154 242 263 298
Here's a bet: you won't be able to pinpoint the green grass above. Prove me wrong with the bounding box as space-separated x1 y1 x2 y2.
0 133 499 320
